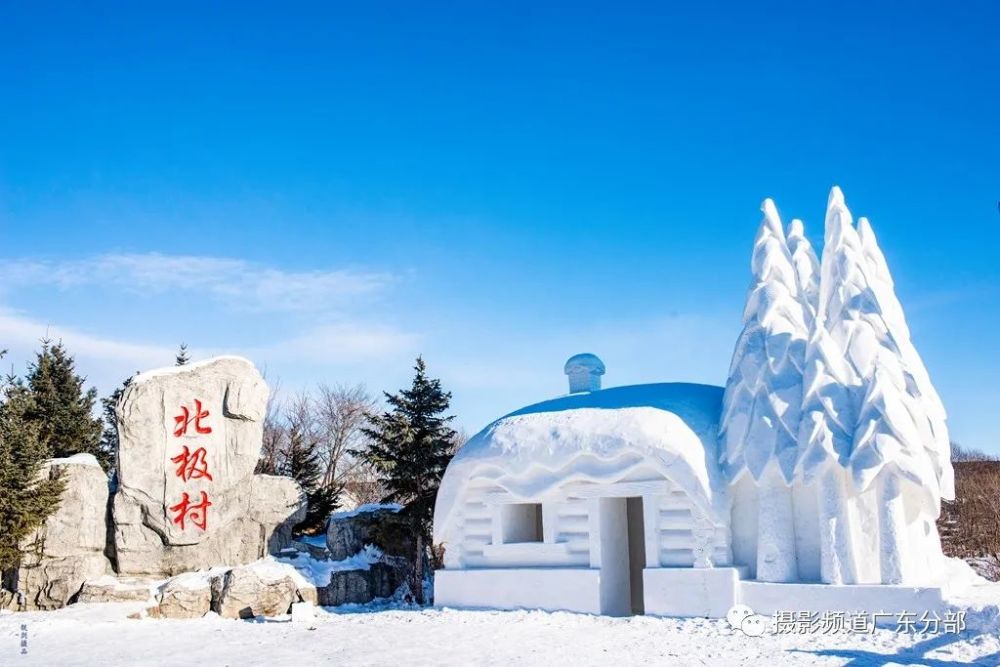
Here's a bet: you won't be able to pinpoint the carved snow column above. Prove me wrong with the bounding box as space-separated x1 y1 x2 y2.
817 466 858 585
876 469 911 584
691 511 716 568
756 465 797 582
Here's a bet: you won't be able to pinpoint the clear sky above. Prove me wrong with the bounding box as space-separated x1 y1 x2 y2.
1 2 998 452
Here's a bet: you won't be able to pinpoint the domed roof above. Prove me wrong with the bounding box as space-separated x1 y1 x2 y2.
434 382 727 545
563 353 606 375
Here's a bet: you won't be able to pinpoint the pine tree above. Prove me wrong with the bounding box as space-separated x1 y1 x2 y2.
175 343 190 366
99 377 133 480
0 380 66 570
355 356 456 604
24 340 106 470
283 396 339 534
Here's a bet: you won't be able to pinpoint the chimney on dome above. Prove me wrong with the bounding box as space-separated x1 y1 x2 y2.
564 353 605 394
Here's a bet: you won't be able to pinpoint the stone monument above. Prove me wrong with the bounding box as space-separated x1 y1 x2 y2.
112 356 305 576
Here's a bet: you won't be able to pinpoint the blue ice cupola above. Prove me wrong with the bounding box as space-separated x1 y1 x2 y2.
564 353 606 394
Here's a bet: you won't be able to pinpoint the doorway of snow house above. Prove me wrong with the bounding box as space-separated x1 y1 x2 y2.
598 496 646 615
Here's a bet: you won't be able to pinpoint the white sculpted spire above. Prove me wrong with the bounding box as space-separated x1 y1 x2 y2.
720 198 809 582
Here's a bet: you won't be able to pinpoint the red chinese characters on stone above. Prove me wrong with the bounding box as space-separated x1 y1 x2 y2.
169 491 212 531
169 398 215 531
171 445 213 482
173 399 212 437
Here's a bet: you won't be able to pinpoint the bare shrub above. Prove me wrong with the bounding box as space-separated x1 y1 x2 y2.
939 460 1000 568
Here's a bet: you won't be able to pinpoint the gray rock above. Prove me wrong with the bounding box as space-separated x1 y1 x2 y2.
156 572 216 619
2 455 112 610
325 506 411 561
111 357 306 576
212 562 300 619
288 539 331 561
77 577 155 604
318 562 409 606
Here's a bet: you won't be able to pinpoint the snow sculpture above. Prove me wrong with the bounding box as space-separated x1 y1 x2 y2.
785 218 819 322
432 186 953 619
856 217 953 502
564 353 606 393
797 187 951 585
797 188 865 584
720 199 809 582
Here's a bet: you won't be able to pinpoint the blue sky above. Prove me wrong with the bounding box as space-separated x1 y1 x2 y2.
1 2 998 451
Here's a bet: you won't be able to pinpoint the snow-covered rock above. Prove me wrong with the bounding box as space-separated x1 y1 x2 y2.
303 507 417 606
2 455 112 610
149 559 317 619
111 356 306 576
213 560 304 619
155 571 216 619
322 562 409 606
76 576 156 604
325 504 406 561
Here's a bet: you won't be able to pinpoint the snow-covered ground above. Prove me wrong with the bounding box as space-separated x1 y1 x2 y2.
3 601 1000 666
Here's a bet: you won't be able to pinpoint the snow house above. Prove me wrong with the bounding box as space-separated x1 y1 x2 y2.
433 189 954 619
434 356 736 617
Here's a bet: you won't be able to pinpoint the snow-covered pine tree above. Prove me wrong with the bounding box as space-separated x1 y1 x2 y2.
796 187 863 584
856 217 953 502
720 199 808 582
24 340 107 469
786 218 819 323
175 343 190 366
356 357 456 604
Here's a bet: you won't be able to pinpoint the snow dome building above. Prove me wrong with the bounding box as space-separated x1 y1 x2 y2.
433 188 954 618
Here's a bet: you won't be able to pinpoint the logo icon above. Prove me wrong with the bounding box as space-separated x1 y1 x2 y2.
726 604 770 637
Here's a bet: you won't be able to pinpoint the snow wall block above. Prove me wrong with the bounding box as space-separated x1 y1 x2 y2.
434 568 602 614
740 581 945 619
643 567 745 618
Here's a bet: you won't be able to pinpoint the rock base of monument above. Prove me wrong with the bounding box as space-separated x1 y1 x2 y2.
0 455 112 611
112 474 305 577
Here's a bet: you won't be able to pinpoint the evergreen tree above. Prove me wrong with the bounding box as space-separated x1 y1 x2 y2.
283 397 339 534
0 378 66 570
24 340 106 469
175 343 190 366
99 376 133 479
356 356 456 604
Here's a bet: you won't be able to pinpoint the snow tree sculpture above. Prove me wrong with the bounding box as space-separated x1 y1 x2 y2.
786 218 819 323
856 217 954 503
797 187 947 585
846 217 953 583
796 187 863 584
720 199 809 582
